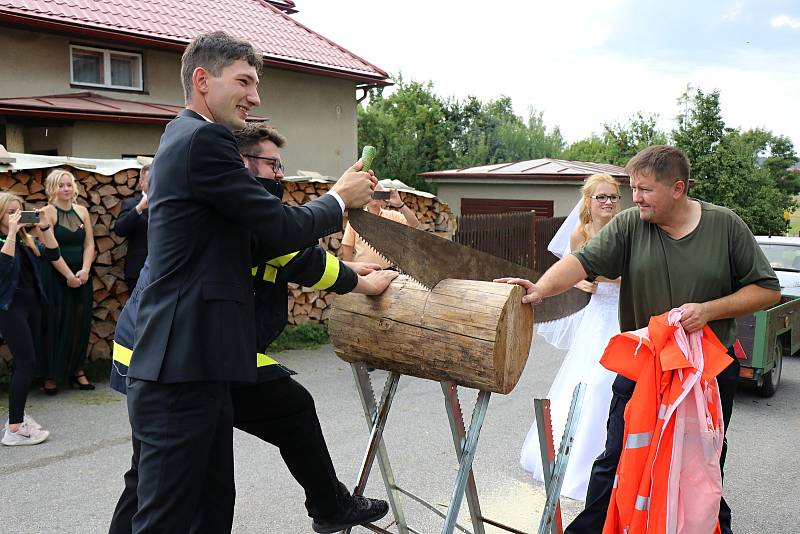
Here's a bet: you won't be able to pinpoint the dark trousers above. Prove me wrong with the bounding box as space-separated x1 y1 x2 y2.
0 288 41 425
565 355 740 534
110 377 342 534
125 379 234 534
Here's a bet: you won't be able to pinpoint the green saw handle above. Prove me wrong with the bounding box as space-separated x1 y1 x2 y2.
360 145 377 172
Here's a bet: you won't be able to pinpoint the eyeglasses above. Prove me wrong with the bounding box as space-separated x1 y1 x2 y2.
591 194 621 203
243 154 284 175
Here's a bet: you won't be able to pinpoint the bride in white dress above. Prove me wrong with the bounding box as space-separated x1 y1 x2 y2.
520 173 622 501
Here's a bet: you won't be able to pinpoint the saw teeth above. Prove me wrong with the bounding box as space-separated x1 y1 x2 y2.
360 240 431 290
358 235 432 290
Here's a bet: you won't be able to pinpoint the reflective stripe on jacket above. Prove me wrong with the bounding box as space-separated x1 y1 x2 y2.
601 310 731 534
111 246 356 393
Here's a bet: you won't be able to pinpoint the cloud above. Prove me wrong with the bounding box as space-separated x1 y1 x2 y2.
771 14 800 29
722 1 743 21
293 0 800 149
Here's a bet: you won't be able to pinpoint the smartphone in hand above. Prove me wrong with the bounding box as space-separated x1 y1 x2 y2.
19 211 40 225
371 190 390 200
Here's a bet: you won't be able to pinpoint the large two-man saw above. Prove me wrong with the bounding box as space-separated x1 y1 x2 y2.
348 209 589 322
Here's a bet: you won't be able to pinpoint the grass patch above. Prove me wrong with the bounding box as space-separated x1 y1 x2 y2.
269 323 330 352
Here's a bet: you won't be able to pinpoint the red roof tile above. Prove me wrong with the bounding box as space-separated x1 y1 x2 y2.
420 159 628 182
0 0 388 83
0 91 266 124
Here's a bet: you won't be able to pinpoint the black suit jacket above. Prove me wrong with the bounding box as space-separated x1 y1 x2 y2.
130 109 342 383
115 195 148 284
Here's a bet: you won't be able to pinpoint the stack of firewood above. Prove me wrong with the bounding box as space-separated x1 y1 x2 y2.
0 167 454 364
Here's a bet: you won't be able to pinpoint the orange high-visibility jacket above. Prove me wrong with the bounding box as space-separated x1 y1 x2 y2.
600 310 732 534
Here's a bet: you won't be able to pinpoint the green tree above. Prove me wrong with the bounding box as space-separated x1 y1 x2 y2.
358 81 564 191
763 134 800 195
357 78 455 192
673 88 795 235
448 96 564 166
562 112 667 165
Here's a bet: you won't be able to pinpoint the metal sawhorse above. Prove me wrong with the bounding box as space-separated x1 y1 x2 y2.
342 361 586 534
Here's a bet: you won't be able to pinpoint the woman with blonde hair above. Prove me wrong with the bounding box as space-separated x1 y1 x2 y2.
38 169 95 394
0 191 60 445
519 173 623 500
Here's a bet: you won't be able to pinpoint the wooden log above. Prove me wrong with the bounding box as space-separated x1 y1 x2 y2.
10 183 29 195
329 276 533 394
90 338 111 360
98 184 117 197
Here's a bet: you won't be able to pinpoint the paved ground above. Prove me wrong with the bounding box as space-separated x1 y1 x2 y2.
2 336 799 533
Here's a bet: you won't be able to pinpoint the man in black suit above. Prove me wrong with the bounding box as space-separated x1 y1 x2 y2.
123 31 376 533
114 164 150 290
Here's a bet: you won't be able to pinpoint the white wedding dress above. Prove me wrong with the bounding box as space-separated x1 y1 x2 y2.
520 281 620 501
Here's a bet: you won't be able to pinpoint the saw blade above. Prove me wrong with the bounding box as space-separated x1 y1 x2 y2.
347 209 590 322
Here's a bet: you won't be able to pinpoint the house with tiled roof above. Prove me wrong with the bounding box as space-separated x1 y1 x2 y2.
421 159 632 217
0 0 389 176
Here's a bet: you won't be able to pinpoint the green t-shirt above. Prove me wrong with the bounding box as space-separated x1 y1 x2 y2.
573 200 780 347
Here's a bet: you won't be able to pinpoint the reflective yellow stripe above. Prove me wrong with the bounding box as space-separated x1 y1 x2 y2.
113 341 133 366
256 352 279 367
114 342 280 370
312 252 340 290
251 266 258 277
259 251 299 283
268 252 299 268
262 265 278 282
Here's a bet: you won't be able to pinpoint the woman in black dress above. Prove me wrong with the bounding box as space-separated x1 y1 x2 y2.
39 169 95 395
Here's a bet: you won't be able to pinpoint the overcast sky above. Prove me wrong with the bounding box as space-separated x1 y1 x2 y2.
295 0 800 151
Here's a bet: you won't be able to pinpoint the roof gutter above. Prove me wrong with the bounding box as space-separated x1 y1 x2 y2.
420 173 629 182
0 11 391 86
0 107 172 125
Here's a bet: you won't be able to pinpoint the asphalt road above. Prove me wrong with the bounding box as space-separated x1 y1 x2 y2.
1 336 798 533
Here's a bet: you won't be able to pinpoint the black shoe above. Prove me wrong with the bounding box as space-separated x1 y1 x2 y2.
42 379 58 396
311 495 389 534
70 373 95 391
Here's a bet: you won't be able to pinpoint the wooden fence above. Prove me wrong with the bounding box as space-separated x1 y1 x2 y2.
454 211 567 272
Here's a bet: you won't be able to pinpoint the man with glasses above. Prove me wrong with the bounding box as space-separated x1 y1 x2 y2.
497 145 780 534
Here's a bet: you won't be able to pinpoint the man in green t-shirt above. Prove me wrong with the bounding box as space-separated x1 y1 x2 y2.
497 145 780 534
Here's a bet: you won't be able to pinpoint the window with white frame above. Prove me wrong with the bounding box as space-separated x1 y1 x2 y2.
70 45 143 90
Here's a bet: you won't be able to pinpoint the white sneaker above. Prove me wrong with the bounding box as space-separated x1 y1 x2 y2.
3 414 42 431
1 421 50 446
24 414 43 431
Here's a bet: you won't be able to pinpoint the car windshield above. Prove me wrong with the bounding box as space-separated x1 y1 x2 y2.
759 243 800 271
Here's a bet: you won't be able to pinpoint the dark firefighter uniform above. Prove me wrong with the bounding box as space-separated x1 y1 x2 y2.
109 245 359 533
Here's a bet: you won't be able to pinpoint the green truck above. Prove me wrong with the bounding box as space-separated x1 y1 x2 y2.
735 236 800 397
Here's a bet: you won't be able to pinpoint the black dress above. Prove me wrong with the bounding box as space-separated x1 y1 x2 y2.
39 206 93 384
